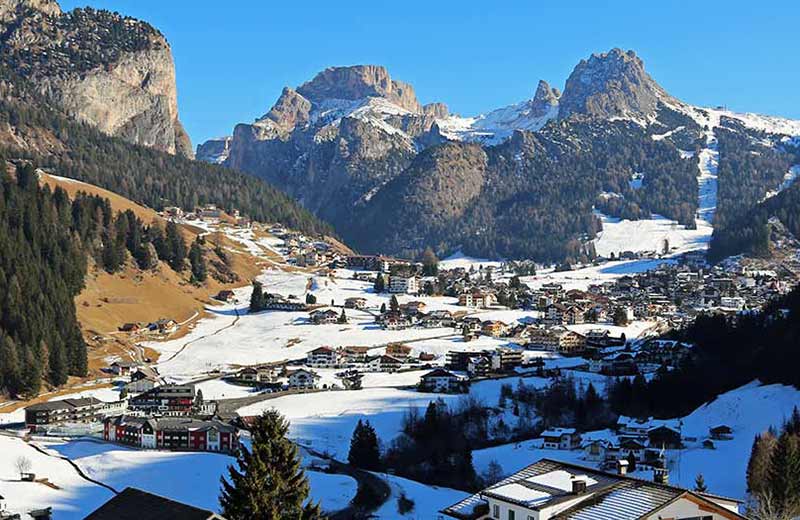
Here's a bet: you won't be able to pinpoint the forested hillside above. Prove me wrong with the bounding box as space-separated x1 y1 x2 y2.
710 129 800 261
0 67 332 236
0 162 87 396
610 285 800 419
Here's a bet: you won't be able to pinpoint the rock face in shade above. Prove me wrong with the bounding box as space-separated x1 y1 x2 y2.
558 48 673 120
0 0 193 157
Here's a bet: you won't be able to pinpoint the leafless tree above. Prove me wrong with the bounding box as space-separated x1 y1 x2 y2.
746 491 800 520
14 456 32 480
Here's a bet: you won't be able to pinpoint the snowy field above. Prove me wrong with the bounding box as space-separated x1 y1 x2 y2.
0 436 356 518
593 212 711 259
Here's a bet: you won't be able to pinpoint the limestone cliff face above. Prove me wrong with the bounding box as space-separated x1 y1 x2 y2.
558 48 672 121
297 65 421 113
0 1 192 157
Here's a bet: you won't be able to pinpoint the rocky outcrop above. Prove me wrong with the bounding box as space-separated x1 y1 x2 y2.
558 48 672 120
297 65 421 113
195 136 232 164
0 1 192 157
0 0 60 20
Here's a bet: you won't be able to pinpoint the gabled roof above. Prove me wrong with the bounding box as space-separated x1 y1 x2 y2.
85 487 225 520
441 458 745 520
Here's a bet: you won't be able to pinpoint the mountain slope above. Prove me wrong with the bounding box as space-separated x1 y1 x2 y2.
204 49 800 263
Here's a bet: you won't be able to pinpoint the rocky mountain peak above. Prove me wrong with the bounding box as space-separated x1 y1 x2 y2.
533 79 560 106
558 48 672 120
0 0 60 21
296 65 421 113
423 102 449 119
257 86 311 133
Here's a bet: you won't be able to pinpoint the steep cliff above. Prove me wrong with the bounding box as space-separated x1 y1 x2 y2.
0 1 193 156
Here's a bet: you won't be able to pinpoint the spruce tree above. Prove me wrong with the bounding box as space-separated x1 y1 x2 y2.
767 432 800 510
189 238 207 283
219 410 323 519
348 419 382 471
250 281 264 313
165 220 187 271
694 473 708 493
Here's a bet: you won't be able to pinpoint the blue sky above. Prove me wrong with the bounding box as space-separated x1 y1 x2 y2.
61 0 800 147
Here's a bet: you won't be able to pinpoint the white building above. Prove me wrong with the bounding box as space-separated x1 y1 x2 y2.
442 458 745 520
389 275 419 294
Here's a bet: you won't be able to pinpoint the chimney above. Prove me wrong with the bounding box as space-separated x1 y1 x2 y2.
571 475 588 494
616 459 629 476
653 466 669 485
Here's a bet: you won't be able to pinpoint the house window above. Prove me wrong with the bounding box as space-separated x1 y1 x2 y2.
493 504 500 519
508 510 515 520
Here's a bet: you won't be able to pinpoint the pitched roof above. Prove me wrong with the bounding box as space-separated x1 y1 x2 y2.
441 459 744 520
85 487 224 520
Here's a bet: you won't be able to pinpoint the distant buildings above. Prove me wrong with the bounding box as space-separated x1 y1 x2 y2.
389 275 419 294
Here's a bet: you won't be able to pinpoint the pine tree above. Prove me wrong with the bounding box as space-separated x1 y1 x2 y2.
249 281 264 313
219 410 323 519
390 295 399 312
165 220 187 271
373 274 385 293
694 473 708 493
189 238 207 283
767 431 800 510
348 419 382 471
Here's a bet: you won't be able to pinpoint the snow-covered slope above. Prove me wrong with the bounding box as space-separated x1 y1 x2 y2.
437 102 558 144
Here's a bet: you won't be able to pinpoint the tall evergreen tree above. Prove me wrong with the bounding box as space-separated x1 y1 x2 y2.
165 220 187 271
219 410 323 520
189 238 207 283
348 419 382 471
249 281 264 313
767 432 800 510
694 473 708 493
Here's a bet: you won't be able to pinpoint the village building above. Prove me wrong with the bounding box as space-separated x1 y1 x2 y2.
342 346 370 364
540 428 582 450
306 346 342 368
389 275 419 294
385 343 412 359
124 367 160 394
365 354 403 372
309 309 340 325
85 487 227 520
287 369 320 389
481 320 509 338
25 397 118 431
214 290 236 303
128 384 198 416
418 369 468 393
458 291 496 308
526 327 586 354
109 360 138 376
441 458 745 520
344 297 367 309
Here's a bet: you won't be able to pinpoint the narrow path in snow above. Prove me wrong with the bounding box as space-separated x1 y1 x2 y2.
303 444 391 519
25 438 120 495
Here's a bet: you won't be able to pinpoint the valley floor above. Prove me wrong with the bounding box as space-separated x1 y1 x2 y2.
1 249 797 518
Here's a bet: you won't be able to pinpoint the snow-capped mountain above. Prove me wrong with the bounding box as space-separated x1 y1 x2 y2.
199 49 800 263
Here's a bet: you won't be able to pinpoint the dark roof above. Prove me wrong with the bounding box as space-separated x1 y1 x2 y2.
26 397 103 412
85 488 224 520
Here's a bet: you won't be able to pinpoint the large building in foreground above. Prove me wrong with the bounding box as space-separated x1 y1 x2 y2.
441 458 745 520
